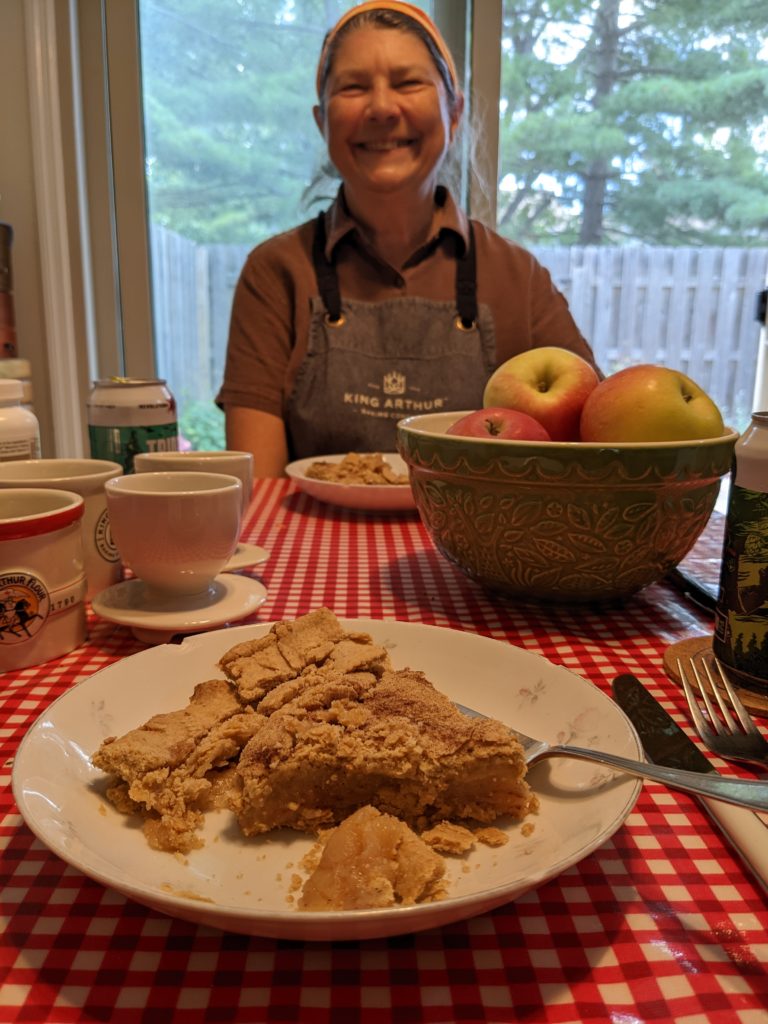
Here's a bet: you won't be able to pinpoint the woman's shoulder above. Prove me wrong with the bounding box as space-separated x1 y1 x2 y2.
234 217 319 294
241 217 318 272
469 218 543 268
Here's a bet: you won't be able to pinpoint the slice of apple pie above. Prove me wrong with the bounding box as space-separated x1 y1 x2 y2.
92 609 536 865
226 614 536 837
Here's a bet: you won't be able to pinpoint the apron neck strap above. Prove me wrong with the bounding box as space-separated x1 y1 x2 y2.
312 211 343 323
312 210 478 327
455 222 477 329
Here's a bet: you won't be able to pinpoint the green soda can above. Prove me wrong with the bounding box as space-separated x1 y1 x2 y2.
87 378 178 474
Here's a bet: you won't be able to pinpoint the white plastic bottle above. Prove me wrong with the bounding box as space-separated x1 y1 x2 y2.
0 378 41 460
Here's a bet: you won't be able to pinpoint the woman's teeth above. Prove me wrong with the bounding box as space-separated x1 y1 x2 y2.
359 140 411 151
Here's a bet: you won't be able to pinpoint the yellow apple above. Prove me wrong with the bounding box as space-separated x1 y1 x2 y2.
579 364 725 442
483 347 600 441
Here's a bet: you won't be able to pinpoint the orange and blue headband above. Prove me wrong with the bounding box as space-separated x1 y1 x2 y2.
315 1 459 99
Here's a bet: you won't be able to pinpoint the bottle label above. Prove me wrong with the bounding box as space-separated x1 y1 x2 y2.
88 422 178 473
0 437 40 461
713 483 768 685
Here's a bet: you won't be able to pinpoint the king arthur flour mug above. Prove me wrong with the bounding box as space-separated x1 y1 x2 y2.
0 489 87 672
0 459 124 600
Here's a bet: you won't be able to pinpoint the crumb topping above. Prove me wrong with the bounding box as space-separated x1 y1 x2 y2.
305 452 408 486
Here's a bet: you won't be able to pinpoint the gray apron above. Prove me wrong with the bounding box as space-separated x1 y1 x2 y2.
286 212 497 458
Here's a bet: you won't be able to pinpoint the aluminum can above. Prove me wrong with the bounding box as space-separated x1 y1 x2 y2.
87 378 178 473
713 411 768 693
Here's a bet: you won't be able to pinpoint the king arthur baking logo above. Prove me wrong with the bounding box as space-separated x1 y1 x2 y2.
343 368 448 419
383 370 406 396
0 573 50 644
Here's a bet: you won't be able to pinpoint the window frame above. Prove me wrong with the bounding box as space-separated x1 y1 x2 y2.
78 0 155 380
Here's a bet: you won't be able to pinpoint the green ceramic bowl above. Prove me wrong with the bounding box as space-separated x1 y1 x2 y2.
397 411 738 603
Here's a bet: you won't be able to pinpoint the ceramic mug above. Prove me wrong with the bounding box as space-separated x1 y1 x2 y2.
0 458 123 599
105 471 242 597
133 450 254 517
0 488 87 672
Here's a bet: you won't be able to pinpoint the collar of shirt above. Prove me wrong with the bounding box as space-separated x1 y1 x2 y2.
322 185 470 267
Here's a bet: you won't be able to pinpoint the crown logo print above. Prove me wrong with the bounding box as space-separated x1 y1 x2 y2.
383 370 406 395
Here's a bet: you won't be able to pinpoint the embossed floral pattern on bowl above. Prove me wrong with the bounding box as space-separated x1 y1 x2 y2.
397 411 738 603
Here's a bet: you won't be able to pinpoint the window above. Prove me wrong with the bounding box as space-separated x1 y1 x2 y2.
496 0 768 430
68 0 767 451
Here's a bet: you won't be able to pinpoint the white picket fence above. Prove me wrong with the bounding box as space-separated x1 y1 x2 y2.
149 225 768 428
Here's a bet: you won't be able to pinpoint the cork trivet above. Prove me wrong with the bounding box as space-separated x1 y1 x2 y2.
663 636 768 718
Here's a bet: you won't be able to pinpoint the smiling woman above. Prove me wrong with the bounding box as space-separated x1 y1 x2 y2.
216 0 597 476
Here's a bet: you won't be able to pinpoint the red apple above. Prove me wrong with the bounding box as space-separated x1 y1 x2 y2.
483 347 600 441
446 408 551 441
579 364 725 442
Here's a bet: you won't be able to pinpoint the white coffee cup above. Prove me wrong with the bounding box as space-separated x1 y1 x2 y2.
0 458 123 600
105 471 242 597
0 488 87 672
133 450 254 517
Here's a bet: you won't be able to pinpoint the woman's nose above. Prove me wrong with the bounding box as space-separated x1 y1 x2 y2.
366 82 399 119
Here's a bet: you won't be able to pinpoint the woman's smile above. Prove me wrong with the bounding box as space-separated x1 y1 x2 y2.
355 138 415 151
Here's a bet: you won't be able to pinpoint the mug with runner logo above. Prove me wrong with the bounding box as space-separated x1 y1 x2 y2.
0 459 123 599
0 488 87 672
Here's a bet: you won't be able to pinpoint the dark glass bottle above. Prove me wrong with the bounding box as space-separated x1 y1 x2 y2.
713 412 768 693
0 223 18 359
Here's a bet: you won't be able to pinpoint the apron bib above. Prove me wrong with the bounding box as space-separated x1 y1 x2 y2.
286 214 497 458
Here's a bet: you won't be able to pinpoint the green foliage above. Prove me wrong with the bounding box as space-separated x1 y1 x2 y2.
139 0 348 244
178 399 226 451
497 0 768 246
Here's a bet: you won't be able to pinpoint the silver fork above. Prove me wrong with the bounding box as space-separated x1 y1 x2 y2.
454 702 768 810
678 655 768 769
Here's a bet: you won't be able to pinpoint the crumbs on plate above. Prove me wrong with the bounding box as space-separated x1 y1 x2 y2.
305 452 409 486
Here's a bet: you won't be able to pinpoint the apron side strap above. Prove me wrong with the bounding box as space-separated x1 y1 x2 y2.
455 222 478 329
312 211 343 323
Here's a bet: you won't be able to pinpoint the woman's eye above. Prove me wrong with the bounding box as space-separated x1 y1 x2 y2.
332 80 364 95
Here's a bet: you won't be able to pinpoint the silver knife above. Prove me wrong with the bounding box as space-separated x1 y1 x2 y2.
613 673 768 894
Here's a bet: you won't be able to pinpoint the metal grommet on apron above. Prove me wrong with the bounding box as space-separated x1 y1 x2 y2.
286 208 497 458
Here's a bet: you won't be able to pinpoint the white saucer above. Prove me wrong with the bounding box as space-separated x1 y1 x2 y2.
224 541 269 572
92 574 268 644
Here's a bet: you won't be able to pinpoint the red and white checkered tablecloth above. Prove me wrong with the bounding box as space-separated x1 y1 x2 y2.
2 479 767 1024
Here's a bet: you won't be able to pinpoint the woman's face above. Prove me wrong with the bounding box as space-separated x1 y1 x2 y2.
314 25 462 206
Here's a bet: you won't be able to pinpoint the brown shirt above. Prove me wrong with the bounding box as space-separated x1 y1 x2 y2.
217 188 596 417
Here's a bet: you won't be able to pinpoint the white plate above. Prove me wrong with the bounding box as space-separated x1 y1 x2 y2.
285 453 416 511
224 541 269 572
12 620 641 941
92 575 268 644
